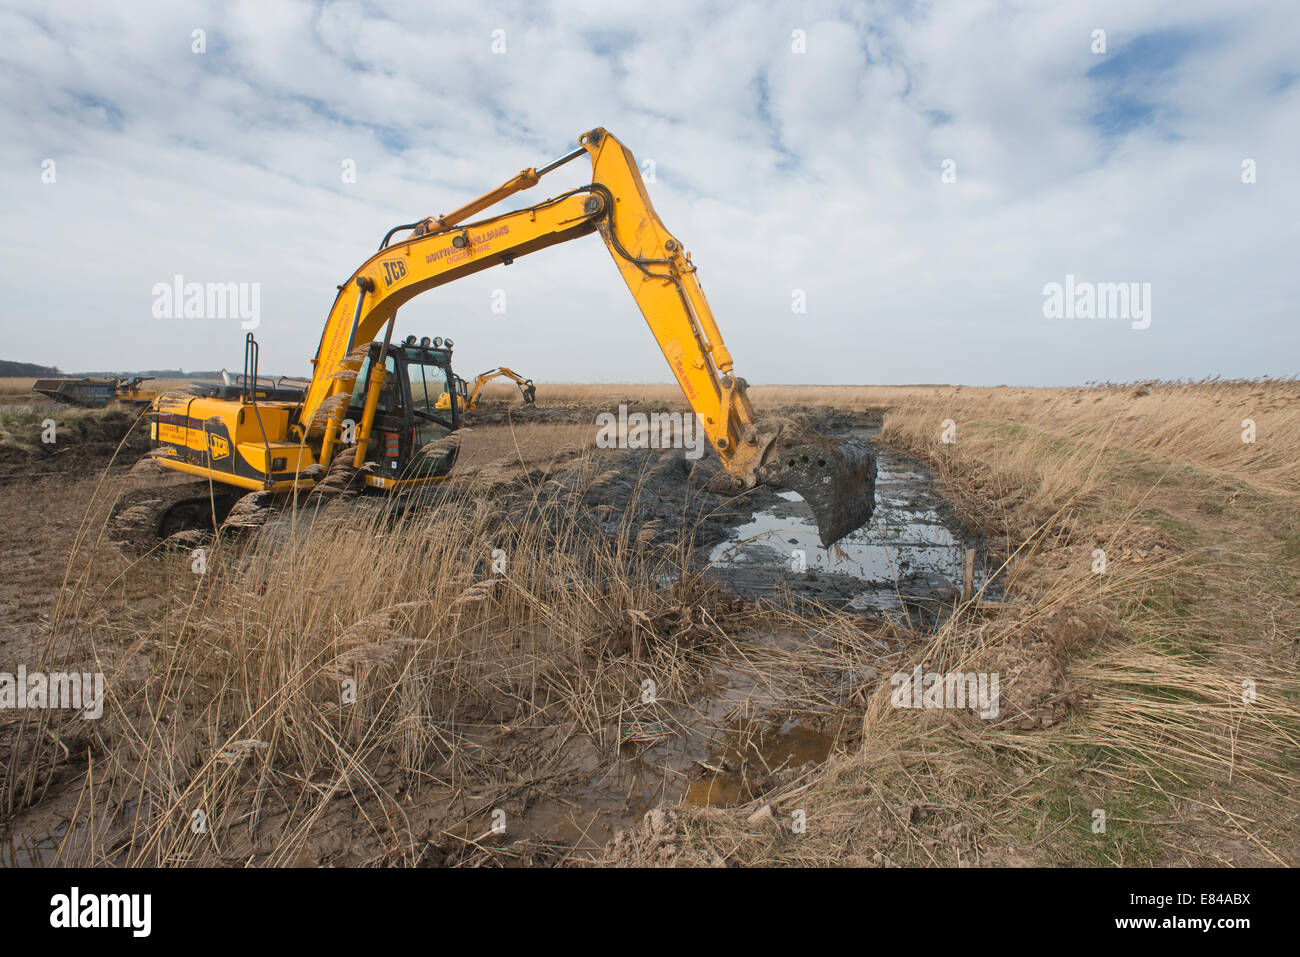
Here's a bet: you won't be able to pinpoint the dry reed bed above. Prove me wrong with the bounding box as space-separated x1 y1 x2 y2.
5 379 1298 866
0 377 37 395
537 379 1299 497
654 379 1300 866
6 454 804 864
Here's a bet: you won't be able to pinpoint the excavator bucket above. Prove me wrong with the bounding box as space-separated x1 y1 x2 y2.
755 428 878 547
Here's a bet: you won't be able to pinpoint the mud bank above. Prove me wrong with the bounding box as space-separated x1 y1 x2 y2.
0 407 147 484
455 406 982 621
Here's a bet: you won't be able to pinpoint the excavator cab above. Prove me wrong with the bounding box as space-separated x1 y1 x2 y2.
435 375 470 411
347 336 461 480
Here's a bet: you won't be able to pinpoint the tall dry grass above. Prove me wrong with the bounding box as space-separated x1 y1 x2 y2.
657 379 1300 866
875 380 1300 499
0 377 37 395
5 378 1297 867
540 379 1299 498
7 451 760 865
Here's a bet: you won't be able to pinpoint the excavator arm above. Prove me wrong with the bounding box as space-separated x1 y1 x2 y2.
468 368 535 407
298 127 875 545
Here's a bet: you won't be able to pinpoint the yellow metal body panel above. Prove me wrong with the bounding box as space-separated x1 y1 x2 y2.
237 441 315 476
149 457 307 493
152 392 316 488
363 473 449 490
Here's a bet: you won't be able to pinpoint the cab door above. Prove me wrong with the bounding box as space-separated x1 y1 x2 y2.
399 349 460 477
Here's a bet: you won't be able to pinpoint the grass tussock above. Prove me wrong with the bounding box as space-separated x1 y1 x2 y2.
0 403 104 452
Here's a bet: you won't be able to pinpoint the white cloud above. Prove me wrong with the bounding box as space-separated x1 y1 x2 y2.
0 0 1295 385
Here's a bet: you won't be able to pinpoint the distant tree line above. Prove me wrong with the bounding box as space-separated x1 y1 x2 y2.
0 360 225 378
0 359 60 377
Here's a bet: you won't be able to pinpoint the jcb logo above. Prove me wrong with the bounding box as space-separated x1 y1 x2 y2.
381 259 406 287
208 433 230 459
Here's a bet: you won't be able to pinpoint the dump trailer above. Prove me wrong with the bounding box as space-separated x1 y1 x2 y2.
33 375 158 409
109 127 876 547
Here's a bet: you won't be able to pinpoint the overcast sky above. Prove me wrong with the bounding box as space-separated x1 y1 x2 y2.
1 0 1296 385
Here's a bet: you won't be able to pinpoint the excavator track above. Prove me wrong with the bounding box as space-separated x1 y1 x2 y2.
110 452 400 550
107 457 242 550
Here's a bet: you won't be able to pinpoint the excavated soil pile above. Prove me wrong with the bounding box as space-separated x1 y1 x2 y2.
0 409 147 484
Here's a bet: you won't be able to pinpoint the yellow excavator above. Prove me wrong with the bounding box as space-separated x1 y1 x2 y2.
111 127 875 546
436 367 535 412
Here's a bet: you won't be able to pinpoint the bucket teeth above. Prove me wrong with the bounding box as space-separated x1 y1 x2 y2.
756 434 877 547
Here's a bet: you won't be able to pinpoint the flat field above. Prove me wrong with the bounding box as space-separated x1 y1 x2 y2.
1 380 1296 866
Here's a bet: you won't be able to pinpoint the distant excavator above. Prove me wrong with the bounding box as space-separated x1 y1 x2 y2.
436 366 535 412
109 127 876 547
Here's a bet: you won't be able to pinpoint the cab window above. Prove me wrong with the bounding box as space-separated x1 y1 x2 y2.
408 357 450 416
349 354 401 412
